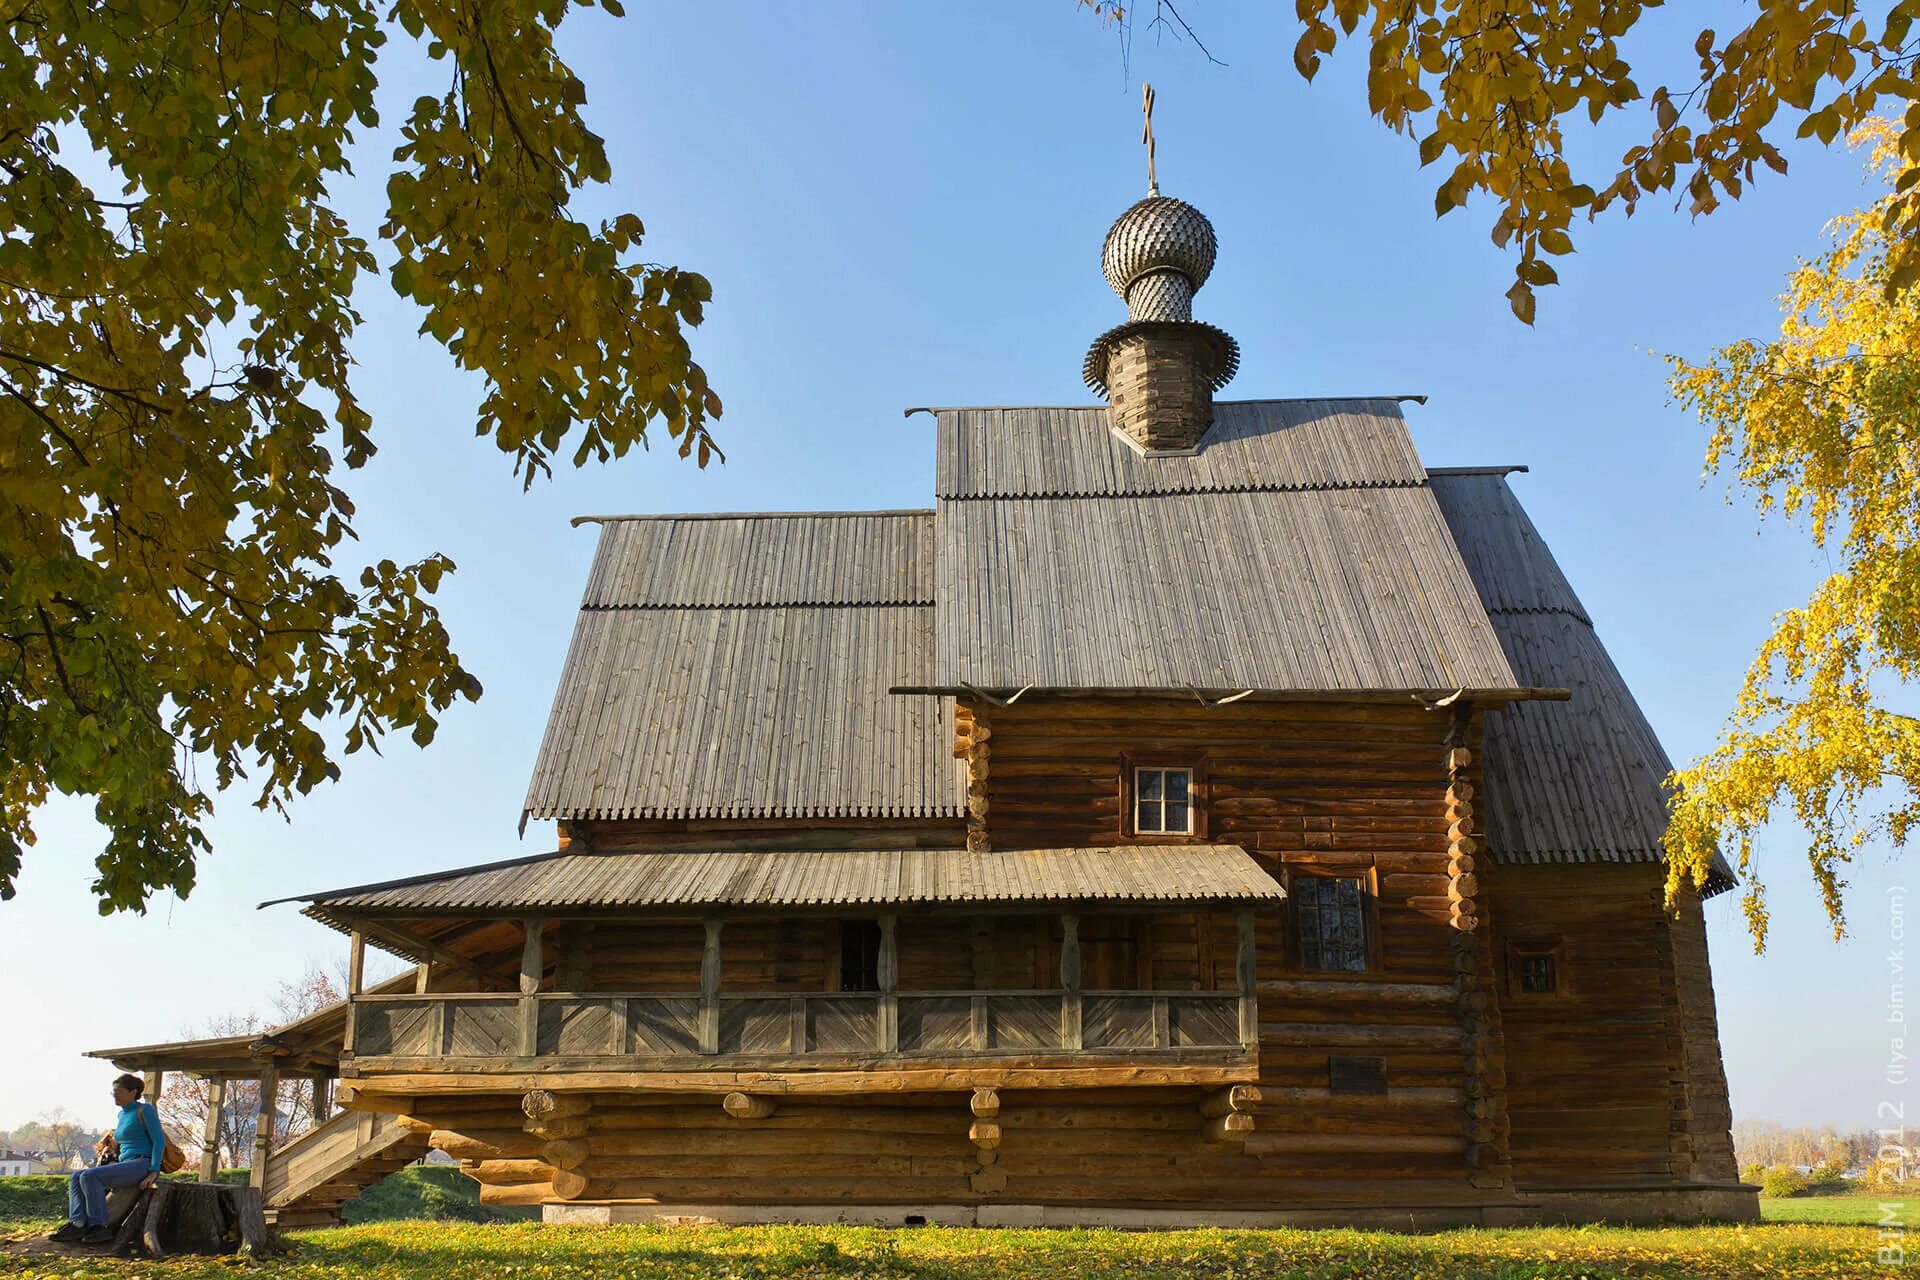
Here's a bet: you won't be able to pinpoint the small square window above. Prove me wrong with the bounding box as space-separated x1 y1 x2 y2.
1509 939 1564 997
1516 952 1557 994
1134 767 1193 834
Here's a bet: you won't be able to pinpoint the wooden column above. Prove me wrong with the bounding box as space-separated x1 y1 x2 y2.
699 918 723 1055
1059 913 1082 1052
518 917 544 1059
142 1069 164 1105
414 962 431 995
311 1075 333 1125
877 914 899 1052
1236 907 1259 1049
198 1078 225 1182
343 929 365 1057
248 1062 278 1190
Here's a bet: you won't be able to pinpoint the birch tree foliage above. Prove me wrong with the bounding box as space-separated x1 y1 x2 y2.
1 1 720 913
1095 1 1920 322
1662 122 1920 949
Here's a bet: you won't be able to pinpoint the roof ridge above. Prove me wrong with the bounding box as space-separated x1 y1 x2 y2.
571 508 934 526
579 600 935 612
911 395 1428 414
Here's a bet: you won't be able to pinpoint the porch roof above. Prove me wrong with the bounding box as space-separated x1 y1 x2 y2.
277 845 1283 937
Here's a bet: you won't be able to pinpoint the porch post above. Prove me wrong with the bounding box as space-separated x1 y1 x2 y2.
343 929 365 1057
312 1074 334 1125
142 1069 164 1106
198 1077 225 1182
699 918 723 1054
877 914 899 1052
518 917 544 1058
1236 908 1259 1050
249 1062 278 1190
1059 913 1082 1051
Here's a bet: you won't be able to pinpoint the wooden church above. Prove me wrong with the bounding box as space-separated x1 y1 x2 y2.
94 160 1755 1230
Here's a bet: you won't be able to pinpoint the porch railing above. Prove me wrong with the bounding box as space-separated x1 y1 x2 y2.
346 988 1248 1063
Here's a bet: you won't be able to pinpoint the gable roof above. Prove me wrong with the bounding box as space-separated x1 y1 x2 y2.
924 400 1526 697
1428 469 1732 892
523 511 965 825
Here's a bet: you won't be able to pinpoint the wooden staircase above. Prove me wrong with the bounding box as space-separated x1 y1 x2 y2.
261 1109 429 1229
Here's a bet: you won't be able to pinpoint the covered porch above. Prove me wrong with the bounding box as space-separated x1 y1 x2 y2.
282 844 1282 1093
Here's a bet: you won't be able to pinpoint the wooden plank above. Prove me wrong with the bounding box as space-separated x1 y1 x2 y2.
1060 913 1082 1052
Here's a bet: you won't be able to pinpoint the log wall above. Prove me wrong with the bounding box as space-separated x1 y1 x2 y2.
382 697 1738 1210
1484 862 1732 1188
978 697 1492 1198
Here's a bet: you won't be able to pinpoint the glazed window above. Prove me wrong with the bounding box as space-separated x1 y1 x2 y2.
1134 767 1193 834
838 920 882 992
1509 938 1564 996
1294 875 1370 973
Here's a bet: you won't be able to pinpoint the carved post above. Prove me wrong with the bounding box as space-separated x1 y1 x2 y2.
1236 907 1258 1050
699 918 723 1055
877 914 899 1052
248 1062 278 1190
518 917 544 1059
1059 914 1082 1052
311 1075 333 1125
343 929 365 1057
198 1077 225 1182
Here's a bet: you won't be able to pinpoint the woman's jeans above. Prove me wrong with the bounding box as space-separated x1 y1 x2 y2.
66 1158 153 1226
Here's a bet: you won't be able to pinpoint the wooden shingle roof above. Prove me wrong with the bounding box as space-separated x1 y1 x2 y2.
522 511 965 824
286 845 1284 934
925 399 1525 697
1428 469 1733 892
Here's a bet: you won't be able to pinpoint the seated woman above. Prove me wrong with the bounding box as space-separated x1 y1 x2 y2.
48 1074 164 1244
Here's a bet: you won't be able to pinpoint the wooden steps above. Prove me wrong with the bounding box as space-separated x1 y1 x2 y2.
260 1109 430 1229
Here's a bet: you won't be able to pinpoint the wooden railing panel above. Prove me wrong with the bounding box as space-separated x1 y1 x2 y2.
629 998 701 1055
348 988 1251 1064
898 996 972 1052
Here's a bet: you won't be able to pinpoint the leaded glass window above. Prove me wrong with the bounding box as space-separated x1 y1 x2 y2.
1294 875 1369 972
1134 767 1193 834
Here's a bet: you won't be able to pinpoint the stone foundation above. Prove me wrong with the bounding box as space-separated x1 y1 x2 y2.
543 1183 1759 1231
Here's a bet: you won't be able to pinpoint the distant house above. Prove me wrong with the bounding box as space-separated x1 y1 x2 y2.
0 1153 32 1177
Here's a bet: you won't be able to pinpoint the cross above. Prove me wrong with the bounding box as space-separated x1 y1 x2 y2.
1141 82 1159 195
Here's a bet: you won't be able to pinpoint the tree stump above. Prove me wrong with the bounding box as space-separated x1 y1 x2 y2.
105 1181 285 1258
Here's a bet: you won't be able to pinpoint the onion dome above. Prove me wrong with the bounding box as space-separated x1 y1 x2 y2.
1101 195 1219 321
1084 189 1238 451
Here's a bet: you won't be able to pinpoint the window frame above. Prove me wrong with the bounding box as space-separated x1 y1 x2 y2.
1118 753 1209 842
1285 865 1380 977
1504 935 1567 1000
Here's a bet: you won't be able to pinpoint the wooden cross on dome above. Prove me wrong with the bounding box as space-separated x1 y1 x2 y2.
1142 82 1159 195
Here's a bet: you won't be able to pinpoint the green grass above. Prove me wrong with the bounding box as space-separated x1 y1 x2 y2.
1761 1192 1920 1225
0 1219 1891 1279
342 1166 538 1225
1 1175 1890 1278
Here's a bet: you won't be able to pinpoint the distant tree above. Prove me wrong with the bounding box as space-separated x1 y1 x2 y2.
1661 122 1920 948
1089 2 1920 321
2 1 721 914
158 964 345 1168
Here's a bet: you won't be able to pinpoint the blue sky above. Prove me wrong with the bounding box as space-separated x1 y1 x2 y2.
1 3 1900 1139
